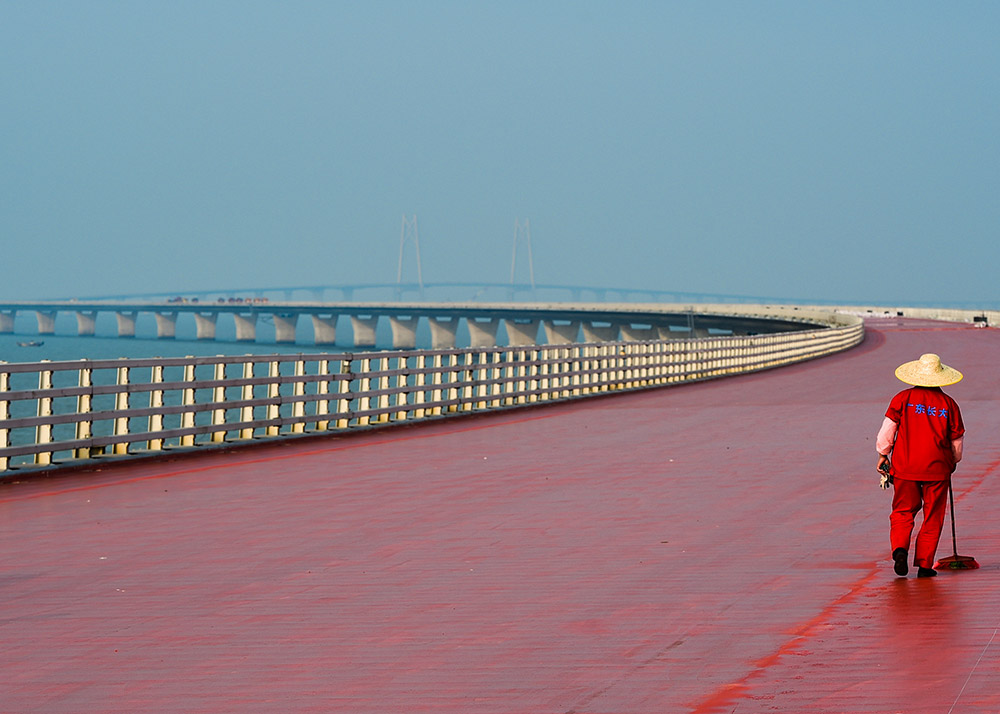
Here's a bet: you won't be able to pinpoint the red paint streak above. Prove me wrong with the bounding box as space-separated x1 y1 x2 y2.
690 572 881 713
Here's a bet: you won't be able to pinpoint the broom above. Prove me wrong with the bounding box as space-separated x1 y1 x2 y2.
935 482 980 570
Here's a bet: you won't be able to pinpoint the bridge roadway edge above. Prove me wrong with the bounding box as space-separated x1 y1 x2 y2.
0 322 862 488
1 317 999 712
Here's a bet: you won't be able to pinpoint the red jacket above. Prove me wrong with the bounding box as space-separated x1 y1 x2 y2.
885 386 965 481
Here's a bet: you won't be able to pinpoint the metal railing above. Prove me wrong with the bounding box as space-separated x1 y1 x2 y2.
0 318 863 472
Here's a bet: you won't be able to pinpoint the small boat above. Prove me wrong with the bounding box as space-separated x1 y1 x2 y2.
16 340 44 347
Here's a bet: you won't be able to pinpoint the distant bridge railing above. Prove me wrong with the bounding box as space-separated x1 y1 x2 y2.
0 314 863 473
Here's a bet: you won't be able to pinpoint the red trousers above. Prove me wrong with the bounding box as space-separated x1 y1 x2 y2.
890 478 950 569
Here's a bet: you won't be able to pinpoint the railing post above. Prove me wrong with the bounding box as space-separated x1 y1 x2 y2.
180 363 196 447
266 360 281 436
376 357 390 423
147 364 165 451
34 364 54 465
74 363 93 460
358 357 372 426
395 356 409 421
431 354 444 415
240 360 255 440
0 368 9 471
475 352 488 409
315 359 330 431
336 357 353 429
446 355 460 413
291 359 306 434
112 365 130 455
462 352 475 411
490 351 502 407
414 354 427 419
211 361 227 443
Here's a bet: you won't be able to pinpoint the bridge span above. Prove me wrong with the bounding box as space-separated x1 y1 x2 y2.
0 300 823 348
1 315 998 712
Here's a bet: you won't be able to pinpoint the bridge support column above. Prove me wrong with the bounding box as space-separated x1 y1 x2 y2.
0 310 16 333
428 316 457 349
389 316 418 349
273 314 297 343
35 311 56 335
582 321 619 343
621 324 656 341
311 314 337 345
542 320 580 344
504 318 539 346
194 313 217 340
233 313 257 342
75 311 97 336
350 315 379 348
467 317 500 348
154 312 177 339
116 311 137 337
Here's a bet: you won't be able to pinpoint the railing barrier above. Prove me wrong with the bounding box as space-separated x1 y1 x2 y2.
0 318 863 473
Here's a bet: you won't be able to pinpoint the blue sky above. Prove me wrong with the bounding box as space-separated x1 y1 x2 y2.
2 2 998 304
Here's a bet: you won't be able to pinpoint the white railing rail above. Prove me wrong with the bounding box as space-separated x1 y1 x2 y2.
0 319 863 472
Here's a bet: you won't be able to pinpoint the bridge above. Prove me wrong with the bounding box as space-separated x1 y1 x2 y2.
2 312 998 712
0 299 827 348
46 280 849 304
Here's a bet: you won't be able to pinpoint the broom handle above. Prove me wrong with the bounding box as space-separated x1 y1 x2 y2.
949 481 959 557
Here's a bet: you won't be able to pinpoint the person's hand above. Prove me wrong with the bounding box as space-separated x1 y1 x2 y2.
877 454 892 489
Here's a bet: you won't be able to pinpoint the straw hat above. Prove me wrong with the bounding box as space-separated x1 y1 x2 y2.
895 353 963 387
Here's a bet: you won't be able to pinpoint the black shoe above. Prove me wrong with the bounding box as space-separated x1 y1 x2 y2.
917 567 938 578
893 548 909 576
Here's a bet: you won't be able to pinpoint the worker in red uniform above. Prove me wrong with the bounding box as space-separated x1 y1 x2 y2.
876 353 965 578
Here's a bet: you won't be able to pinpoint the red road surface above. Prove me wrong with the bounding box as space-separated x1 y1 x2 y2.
2 317 999 713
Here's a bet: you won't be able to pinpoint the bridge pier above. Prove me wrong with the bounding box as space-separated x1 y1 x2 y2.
273 314 297 343
389 316 418 349
0 310 15 333
116 311 137 337
428 316 458 349
467 317 500 348
542 320 580 344
504 318 540 346
154 312 177 339
75 311 97 336
194 313 217 340
233 314 257 342
311 314 337 345
35 310 56 335
350 315 379 348
582 321 619 343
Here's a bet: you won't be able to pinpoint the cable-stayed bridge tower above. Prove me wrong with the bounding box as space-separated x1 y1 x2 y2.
510 218 536 300
396 214 424 300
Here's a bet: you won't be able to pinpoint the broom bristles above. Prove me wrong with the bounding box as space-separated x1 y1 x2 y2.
935 555 980 570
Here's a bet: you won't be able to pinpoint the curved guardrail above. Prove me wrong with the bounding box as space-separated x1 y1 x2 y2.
0 312 863 473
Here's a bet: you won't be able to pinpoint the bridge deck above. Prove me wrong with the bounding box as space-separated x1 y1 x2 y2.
2 318 999 713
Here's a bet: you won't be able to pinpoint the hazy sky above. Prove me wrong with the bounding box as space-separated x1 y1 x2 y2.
2 2 998 304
